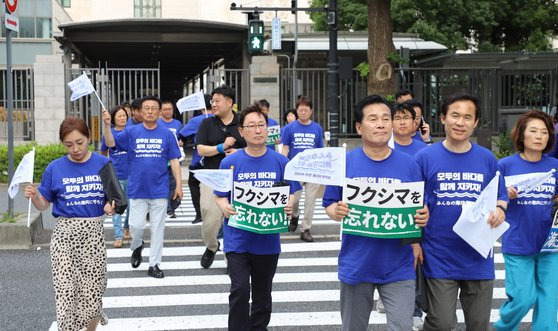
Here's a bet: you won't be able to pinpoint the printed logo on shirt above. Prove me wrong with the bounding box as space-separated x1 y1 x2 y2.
134 138 163 158
293 133 317 149
434 171 484 206
61 175 105 206
237 171 278 188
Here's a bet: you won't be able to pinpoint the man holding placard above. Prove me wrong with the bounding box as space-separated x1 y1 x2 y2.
215 103 301 331
281 96 324 242
413 94 508 330
323 95 429 330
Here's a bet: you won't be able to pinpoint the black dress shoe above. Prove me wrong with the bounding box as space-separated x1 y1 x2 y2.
300 229 314 242
169 212 177 219
148 265 164 278
288 216 299 232
131 241 144 268
192 216 202 224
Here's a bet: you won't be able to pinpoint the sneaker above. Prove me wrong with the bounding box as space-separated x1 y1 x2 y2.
131 241 144 268
376 297 385 314
412 316 424 331
113 238 123 248
123 228 131 240
200 248 217 269
148 265 165 278
288 216 299 232
300 229 314 242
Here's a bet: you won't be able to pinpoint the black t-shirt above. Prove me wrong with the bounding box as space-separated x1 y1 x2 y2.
196 112 246 169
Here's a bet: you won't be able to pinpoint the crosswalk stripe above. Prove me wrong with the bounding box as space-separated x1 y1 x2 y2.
49 309 532 331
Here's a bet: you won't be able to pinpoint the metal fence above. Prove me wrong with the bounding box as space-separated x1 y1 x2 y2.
69 66 160 145
281 67 558 137
0 68 34 141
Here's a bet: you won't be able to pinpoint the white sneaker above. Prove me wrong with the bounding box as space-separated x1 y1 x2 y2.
376 297 385 314
412 316 424 331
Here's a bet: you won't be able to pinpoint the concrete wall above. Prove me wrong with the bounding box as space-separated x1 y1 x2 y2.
33 55 66 144
249 55 281 122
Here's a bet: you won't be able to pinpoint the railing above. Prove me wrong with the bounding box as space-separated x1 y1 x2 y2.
0 68 34 141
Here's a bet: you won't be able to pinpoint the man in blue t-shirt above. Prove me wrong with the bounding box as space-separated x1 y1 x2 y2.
257 99 280 152
393 102 428 157
179 94 214 224
126 98 143 127
281 96 324 242
214 103 301 331
413 93 508 330
158 100 184 218
103 96 183 279
322 95 429 330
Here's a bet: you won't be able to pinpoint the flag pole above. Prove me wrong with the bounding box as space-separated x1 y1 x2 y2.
27 147 35 228
339 143 347 241
82 71 106 110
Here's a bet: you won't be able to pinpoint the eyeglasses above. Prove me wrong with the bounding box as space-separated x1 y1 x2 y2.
142 106 160 111
393 116 414 122
210 98 230 105
242 124 267 131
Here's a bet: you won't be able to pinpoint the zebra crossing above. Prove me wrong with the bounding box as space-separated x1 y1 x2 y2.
48 186 535 330
48 241 533 330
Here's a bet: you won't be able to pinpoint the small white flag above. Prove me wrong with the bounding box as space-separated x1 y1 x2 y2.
67 72 96 101
177 91 206 114
388 129 395 149
504 169 555 194
453 171 509 258
8 148 35 199
192 169 233 192
285 147 346 186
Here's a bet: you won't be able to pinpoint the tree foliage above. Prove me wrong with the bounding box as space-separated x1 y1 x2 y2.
309 0 558 52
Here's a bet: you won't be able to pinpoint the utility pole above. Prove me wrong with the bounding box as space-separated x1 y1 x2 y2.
327 0 339 147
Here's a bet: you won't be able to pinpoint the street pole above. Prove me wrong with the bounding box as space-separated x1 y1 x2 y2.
293 0 298 108
6 27 14 217
327 0 339 147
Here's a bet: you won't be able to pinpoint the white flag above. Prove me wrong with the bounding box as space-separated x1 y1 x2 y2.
388 129 395 149
8 148 35 199
285 147 346 186
177 90 206 114
453 171 509 258
504 169 555 194
192 169 233 192
67 72 96 101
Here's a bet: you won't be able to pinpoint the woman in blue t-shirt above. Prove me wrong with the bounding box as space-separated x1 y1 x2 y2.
25 118 114 331
494 110 558 331
100 105 130 247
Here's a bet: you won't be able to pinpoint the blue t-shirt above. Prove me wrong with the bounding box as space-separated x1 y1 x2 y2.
114 124 182 199
126 118 141 127
215 149 302 255
414 142 508 280
179 114 215 167
38 153 109 218
100 127 128 180
499 154 558 255
281 120 324 159
157 118 183 140
279 122 292 144
266 117 280 152
394 139 428 157
322 147 421 285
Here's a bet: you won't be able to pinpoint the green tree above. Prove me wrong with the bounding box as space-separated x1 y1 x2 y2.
309 0 558 52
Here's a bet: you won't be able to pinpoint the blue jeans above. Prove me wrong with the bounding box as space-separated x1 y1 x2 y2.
494 252 558 331
111 179 129 240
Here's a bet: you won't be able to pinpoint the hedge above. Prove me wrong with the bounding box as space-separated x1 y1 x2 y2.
0 143 81 183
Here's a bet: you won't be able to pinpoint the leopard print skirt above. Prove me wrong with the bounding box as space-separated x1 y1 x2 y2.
51 217 107 331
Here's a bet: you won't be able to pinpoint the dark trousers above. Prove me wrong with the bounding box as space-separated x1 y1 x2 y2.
226 252 279 331
166 167 176 214
187 166 202 220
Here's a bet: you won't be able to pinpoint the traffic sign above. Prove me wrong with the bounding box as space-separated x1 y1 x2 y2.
6 0 18 13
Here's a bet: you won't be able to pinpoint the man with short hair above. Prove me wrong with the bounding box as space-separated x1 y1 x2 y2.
127 98 143 126
281 96 324 242
179 94 214 224
392 103 428 157
196 85 246 268
405 99 432 144
396 89 414 103
323 95 429 330
215 103 301 330
103 96 183 279
257 99 280 152
414 93 508 330
158 100 184 218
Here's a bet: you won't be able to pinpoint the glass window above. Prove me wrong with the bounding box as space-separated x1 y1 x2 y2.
36 0 52 17
57 0 71 7
134 0 161 18
36 18 52 38
18 17 36 38
18 0 34 16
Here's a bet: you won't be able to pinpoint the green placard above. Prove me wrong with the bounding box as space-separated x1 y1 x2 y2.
229 201 289 234
266 125 281 145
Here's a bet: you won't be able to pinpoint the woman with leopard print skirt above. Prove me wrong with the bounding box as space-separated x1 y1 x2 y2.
25 118 115 331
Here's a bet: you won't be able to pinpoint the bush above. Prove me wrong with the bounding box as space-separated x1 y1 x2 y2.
0 143 67 183
494 132 514 159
